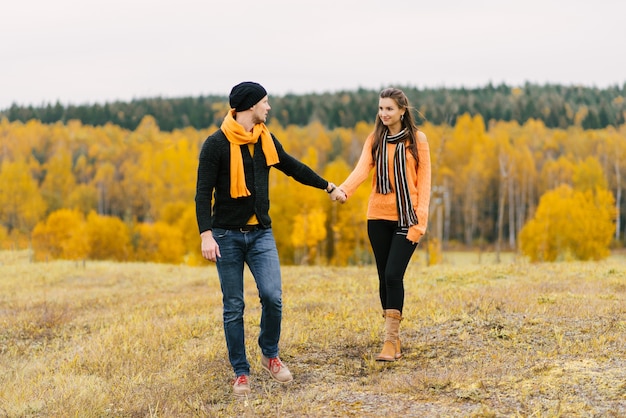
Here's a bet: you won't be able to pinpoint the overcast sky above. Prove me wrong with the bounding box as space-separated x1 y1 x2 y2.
2 0 625 110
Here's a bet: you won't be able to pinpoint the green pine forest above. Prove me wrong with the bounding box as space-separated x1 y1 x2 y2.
3 82 625 131
1 82 625 265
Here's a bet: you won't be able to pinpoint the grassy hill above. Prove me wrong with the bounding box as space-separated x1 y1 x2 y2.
1 250 624 416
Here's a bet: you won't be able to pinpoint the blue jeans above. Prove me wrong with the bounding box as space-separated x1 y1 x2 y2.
212 227 282 376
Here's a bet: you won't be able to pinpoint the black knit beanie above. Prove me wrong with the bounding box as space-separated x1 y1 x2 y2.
229 81 267 112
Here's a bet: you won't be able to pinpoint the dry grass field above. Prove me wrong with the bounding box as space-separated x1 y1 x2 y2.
1 250 625 417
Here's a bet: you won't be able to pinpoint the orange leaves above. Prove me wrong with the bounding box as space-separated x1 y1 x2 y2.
0 160 47 232
32 210 133 262
32 209 191 263
519 183 616 262
133 222 185 264
32 209 86 261
2 112 625 265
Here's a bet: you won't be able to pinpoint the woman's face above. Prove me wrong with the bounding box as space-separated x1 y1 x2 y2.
378 97 405 132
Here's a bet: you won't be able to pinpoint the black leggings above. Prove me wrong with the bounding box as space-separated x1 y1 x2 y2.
367 219 417 313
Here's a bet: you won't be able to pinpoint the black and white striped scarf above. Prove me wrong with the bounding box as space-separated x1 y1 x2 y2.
375 129 419 227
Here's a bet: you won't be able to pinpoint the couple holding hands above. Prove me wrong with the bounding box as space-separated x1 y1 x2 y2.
195 82 431 396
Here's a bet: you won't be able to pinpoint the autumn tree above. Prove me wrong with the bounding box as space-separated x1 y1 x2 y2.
40 147 77 213
443 114 497 245
3 109 626 264
330 160 373 266
519 165 615 262
283 146 328 264
322 158 363 265
149 131 198 221
604 125 626 241
174 203 205 266
0 159 47 233
31 209 88 261
133 221 185 264
67 184 99 215
85 211 131 261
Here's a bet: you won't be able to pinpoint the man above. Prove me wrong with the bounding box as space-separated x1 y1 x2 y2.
195 81 345 397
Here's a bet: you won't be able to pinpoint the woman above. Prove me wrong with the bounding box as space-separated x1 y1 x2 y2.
338 88 431 361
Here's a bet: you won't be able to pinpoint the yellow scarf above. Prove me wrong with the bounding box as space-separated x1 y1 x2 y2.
221 109 279 198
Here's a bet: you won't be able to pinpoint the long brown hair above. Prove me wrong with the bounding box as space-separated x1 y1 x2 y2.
371 88 419 162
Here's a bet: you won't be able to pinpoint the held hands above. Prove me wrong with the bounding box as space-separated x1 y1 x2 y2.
327 182 347 203
330 187 347 203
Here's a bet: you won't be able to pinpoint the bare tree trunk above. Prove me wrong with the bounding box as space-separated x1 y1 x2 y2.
98 183 107 215
496 153 508 263
463 180 476 246
614 157 622 241
508 165 516 249
443 179 451 249
518 168 533 244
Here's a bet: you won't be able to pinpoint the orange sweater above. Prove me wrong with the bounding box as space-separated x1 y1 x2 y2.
339 132 431 243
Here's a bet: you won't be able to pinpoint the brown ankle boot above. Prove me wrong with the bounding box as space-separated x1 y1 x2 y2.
376 309 402 361
395 338 402 359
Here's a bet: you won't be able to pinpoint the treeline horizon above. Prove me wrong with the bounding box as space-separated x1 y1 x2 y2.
1 111 624 265
2 82 625 131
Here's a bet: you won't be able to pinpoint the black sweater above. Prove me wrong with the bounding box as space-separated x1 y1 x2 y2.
195 129 329 233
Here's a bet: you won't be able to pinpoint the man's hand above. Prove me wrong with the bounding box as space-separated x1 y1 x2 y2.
201 230 220 262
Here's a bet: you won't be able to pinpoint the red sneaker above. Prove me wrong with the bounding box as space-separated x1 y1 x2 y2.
233 374 250 396
261 355 293 383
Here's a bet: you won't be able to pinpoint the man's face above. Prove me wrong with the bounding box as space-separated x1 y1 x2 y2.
251 96 271 123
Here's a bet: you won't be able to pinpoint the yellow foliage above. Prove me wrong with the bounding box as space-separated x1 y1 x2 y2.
0 160 47 232
31 209 87 261
67 184 99 214
133 222 185 264
31 208 191 264
175 204 205 266
73 154 93 184
2 229 30 250
160 202 190 226
271 146 331 264
150 135 198 221
40 146 76 213
2 115 626 266
325 157 372 265
519 184 615 261
269 174 297 262
574 106 588 126
540 156 575 192
291 208 327 248
573 156 607 192
85 212 132 261
445 114 495 199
